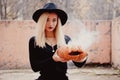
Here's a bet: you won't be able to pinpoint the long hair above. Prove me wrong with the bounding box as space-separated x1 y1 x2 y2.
35 12 66 48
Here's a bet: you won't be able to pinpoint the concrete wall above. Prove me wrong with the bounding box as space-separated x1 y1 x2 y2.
0 20 112 69
112 17 120 69
0 21 36 69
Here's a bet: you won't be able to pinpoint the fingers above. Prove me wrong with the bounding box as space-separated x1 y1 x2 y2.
57 45 70 60
72 52 88 62
52 50 69 62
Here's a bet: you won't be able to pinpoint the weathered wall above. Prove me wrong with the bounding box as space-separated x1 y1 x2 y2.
0 20 112 69
0 21 36 69
112 16 120 69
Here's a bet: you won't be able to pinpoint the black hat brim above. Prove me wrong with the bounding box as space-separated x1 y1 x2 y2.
32 9 68 25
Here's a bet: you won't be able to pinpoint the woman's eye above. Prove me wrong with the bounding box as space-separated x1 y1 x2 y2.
47 18 50 22
53 19 57 22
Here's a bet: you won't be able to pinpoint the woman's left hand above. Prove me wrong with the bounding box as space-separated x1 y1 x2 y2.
72 55 88 62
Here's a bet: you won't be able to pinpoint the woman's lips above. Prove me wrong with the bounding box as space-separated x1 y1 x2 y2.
48 27 53 29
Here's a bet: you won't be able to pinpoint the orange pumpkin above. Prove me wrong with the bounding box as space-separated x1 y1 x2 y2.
57 45 88 61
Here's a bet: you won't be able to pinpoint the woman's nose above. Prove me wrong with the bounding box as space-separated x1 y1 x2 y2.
49 21 53 26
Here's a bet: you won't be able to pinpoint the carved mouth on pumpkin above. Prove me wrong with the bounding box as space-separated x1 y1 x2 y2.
69 51 81 55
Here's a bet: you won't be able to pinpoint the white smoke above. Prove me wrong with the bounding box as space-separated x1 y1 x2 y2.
67 20 99 50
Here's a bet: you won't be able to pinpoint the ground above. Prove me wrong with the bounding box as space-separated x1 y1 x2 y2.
0 66 120 80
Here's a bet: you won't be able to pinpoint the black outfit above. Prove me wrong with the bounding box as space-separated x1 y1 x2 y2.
29 35 87 80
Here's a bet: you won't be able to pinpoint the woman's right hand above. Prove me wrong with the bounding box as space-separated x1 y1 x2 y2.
52 50 69 62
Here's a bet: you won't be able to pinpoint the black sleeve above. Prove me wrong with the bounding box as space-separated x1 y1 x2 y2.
73 59 87 67
29 37 55 72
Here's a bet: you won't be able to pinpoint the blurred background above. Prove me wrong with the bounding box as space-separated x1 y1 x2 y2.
0 0 120 20
0 0 120 70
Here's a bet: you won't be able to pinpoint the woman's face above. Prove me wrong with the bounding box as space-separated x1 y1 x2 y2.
45 13 58 32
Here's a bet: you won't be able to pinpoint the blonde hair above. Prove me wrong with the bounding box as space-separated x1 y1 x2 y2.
35 12 66 48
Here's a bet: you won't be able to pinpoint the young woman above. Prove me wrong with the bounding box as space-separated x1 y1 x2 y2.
29 3 87 80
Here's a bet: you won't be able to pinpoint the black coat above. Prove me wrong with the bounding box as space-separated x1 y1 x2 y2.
29 35 86 80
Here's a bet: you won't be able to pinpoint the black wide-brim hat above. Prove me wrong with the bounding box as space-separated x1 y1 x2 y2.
32 3 68 25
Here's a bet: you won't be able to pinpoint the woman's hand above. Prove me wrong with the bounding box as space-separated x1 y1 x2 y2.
72 55 88 62
52 50 69 62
